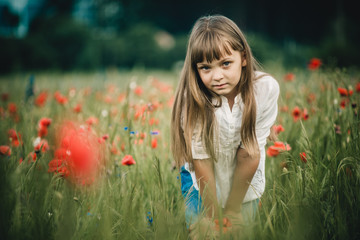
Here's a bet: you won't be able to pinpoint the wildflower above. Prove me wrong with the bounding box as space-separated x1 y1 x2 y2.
340 99 347 109
86 116 99 126
338 87 353 97
73 103 82 113
308 58 322 70
272 125 285 135
149 118 159 126
8 129 22 147
151 138 158 149
8 102 17 114
280 105 288 112
356 82 360 92
122 155 136 166
284 73 295 82
302 108 309 120
34 91 48 107
266 141 291 157
134 86 143 96
292 106 301 121
48 158 70 177
34 139 50 153
54 91 68 105
300 152 307 163
0 145 11 156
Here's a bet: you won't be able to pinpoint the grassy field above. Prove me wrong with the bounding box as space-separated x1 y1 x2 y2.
0 64 359 240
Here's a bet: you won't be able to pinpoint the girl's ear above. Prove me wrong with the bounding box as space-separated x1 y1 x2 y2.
241 52 247 67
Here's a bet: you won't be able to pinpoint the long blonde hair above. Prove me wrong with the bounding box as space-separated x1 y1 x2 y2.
171 15 259 169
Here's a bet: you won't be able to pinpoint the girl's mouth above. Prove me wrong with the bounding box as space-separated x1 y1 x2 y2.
214 83 227 89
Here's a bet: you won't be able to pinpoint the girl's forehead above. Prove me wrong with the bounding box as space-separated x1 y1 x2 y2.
193 40 236 64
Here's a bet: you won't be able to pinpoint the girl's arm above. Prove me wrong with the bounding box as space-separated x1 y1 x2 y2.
224 147 260 216
193 158 219 219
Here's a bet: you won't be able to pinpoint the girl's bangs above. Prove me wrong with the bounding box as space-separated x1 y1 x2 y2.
191 32 234 64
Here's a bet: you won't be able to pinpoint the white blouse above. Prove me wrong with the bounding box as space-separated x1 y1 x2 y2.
184 71 280 207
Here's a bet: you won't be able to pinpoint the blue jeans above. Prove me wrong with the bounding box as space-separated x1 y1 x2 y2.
180 166 259 228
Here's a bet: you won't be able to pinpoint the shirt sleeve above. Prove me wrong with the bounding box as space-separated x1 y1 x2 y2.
255 76 280 150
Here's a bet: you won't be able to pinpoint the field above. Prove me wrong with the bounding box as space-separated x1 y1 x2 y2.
0 64 359 240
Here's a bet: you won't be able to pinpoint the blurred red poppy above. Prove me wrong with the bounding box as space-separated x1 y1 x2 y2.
356 83 360 92
302 108 309 120
8 102 17 114
86 116 99 126
300 152 307 163
151 138 158 149
308 58 322 70
267 141 291 157
0 145 11 156
338 87 353 97
35 92 48 107
73 103 82 113
34 139 50 153
54 91 68 105
272 125 285 135
292 106 301 121
122 155 136 166
8 129 22 147
134 86 143 96
48 158 70 177
284 73 295 82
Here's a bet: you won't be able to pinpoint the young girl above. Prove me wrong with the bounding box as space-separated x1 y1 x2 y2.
170 15 279 236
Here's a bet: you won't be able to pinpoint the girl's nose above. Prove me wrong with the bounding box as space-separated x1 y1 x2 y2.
213 68 224 81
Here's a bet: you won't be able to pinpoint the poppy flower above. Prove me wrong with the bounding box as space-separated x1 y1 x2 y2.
122 155 136 166
149 118 159 126
340 99 347 109
8 129 22 147
308 58 322 70
8 102 17 114
35 92 48 107
307 93 316 104
151 138 158 149
134 86 143 96
54 91 68 105
267 141 291 157
280 105 289 112
0 145 11 156
338 87 353 97
302 108 309 120
292 106 301 121
356 83 360 93
39 117 52 128
86 116 98 126
284 73 295 82
273 125 285 135
300 152 307 163
34 139 50 153
73 103 82 113
48 158 70 177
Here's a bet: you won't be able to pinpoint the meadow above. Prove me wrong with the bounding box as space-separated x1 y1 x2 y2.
0 62 359 240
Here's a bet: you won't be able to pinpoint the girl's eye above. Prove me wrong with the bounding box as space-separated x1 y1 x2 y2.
223 61 231 67
199 66 210 71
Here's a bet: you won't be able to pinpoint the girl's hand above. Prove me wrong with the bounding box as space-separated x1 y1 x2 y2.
189 217 219 240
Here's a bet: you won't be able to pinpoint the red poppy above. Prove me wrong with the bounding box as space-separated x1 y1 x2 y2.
134 86 143 96
151 138 158 149
272 125 285 135
48 158 70 177
35 92 48 107
149 118 159 126
267 141 291 157
27 152 37 162
292 106 301 121
39 117 52 128
8 102 17 114
302 108 309 120
308 58 322 70
284 73 295 82
73 103 82 113
307 93 316 104
122 155 136 166
340 99 346 109
356 83 360 92
300 152 307 163
86 116 98 126
280 105 289 112
0 145 11 156
337 87 352 97
8 129 22 147
54 91 68 105
34 139 50 153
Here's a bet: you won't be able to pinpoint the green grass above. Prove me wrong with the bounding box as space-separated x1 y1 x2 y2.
0 66 359 240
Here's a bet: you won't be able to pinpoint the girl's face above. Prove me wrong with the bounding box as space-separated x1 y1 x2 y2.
196 47 246 102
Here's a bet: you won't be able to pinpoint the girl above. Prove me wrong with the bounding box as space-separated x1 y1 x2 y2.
171 15 279 236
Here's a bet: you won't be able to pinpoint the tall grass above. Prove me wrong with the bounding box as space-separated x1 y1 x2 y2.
0 67 359 239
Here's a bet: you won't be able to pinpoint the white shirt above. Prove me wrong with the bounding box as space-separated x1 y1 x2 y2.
184 71 280 207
